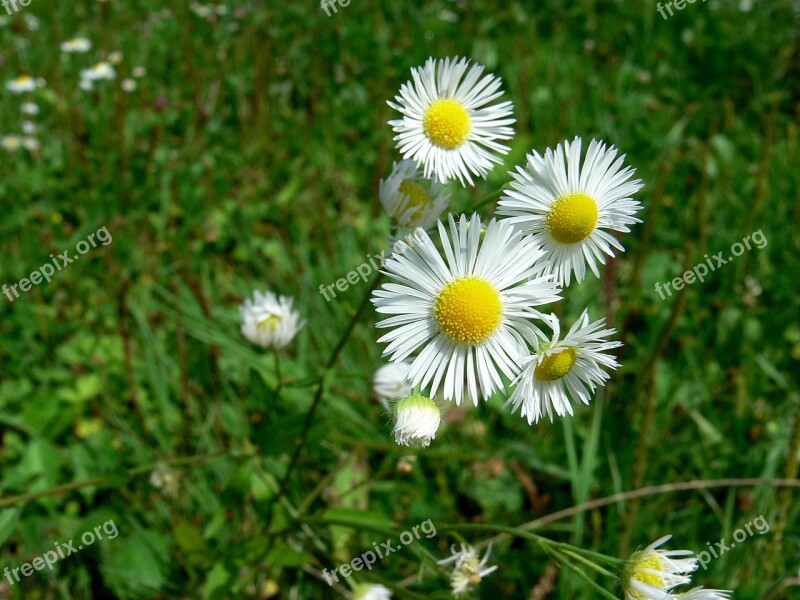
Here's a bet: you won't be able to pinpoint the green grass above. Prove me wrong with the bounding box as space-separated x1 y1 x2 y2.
1 0 799 598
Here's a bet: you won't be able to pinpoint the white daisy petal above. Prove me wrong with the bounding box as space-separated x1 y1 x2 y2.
372 214 560 405
239 290 303 350
623 535 703 600
506 309 621 424
498 136 644 285
379 160 451 229
388 57 515 186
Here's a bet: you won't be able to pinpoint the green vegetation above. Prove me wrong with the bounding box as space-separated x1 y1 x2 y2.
0 0 798 598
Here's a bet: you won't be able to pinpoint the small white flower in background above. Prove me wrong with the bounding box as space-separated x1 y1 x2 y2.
149 465 179 498
23 137 40 151
1 135 21 151
132 65 147 78
379 160 451 230
6 75 37 94
79 79 94 91
497 136 644 286
388 56 515 186
669 588 733 600
438 543 498 597
121 78 137 92
623 535 698 600
373 361 413 410
506 310 621 424
108 51 123 65
240 290 304 350
392 393 441 448
81 61 116 82
22 121 36 135
60 37 92 53
215 4 228 15
352 583 392 600
21 102 39 115
190 2 214 18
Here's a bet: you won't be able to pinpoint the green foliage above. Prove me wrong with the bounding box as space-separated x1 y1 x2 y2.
1 0 798 598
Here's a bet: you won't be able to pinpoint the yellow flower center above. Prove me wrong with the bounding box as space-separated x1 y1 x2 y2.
257 315 282 332
546 193 599 244
534 347 577 381
434 277 502 345
423 99 471 149
397 179 430 221
629 555 665 599
15 75 31 84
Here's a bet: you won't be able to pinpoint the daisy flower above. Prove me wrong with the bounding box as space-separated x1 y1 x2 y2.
670 588 733 600
22 137 40 151
380 160 451 229
6 75 37 94
623 535 699 600
80 61 116 82
1 135 21 151
240 290 304 350
497 136 644 285
60 37 92 53
352 583 393 600
132 66 147 78
373 361 413 410
438 543 498 597
21 102 39 115
121 78 137 92
506 309 621 424
372 213 561 405
392 393 441 448
388 57 515 186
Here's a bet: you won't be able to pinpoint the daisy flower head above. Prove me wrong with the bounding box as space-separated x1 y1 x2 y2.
373 361 413 410
60 37 92 53
81 61 116 82
21 102 39 115
497 136 644 285
506 309 621 424
392 392 441 448
372 213 561 405
388 57 515 186
624 535 699 600
352 583 393 600
1 135 21 151
670 588 733 600
240 290 304 350
438 543 498 597
6 75 37 94
380 160 451 230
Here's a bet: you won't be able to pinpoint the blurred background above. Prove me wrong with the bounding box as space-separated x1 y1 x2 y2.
0 0 798 598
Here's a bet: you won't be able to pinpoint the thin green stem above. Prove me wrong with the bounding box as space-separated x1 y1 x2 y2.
272 274 383 506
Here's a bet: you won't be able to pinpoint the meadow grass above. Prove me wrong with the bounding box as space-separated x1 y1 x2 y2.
0 0 798 598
